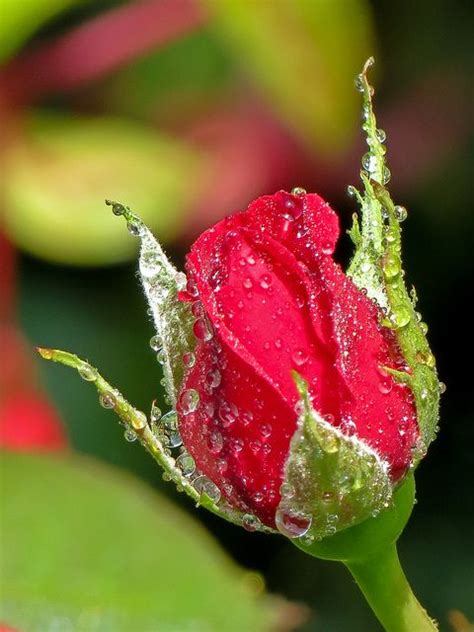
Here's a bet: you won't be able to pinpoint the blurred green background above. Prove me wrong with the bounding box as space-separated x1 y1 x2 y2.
1 1 473 630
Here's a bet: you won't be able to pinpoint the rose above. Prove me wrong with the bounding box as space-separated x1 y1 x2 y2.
177 190 418 530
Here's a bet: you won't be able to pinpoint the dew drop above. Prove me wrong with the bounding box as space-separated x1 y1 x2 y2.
376 128 387 143
207 430 224 454
291 187 307 197
99 392 116 409
347 185 357 197
242 513 261 532
78 364 97 382
140 251 161 278
275 508 312 538
243 277 253 289
124 429 137 442
151 401 162 422
279 483 295 499
439 382 447 394
394 205 408 222
193 318 213 341
206 368 221 389
176 452 196 477
127 220 142 236
292 348 308 366
183 352 196 368
193 475 221 504
179 389 200 415
259 274 272 289
149 335 161 351
186 278 199 298
219 401 238 427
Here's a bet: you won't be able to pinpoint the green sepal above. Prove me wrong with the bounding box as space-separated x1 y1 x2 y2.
106 200 195 405
36 348 273 533
346 59 441 455
276 373 392 543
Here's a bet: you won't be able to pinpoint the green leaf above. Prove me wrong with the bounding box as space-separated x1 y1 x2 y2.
346 59 441 453
0 0 78 61
3 113 203 266
203 0 375 153
0 452 276 631
276 374 392 544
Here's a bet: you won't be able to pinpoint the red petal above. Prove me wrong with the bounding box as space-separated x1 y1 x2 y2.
179 192 418 526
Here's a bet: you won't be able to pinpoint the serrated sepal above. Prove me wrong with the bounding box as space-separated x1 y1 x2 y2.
106 200 194 405
345 60 441 453
276 374 392 542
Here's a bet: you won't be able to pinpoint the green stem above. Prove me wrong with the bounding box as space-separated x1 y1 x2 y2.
346 544 437 632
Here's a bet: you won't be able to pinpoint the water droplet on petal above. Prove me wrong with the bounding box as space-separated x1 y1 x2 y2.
219 401 238 427
292 348 308 366
183 352 196 368
193 318 213 341
179 389 200 415
207 430 224 454
259 274 272 289
291 187 307 196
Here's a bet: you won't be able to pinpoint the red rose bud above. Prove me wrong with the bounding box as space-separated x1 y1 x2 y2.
39 61 441 544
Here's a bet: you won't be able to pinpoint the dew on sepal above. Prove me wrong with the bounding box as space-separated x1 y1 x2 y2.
78 363 97 382
276 374 393 541
107 200 195 406
193 475 221 504
99 392 116 409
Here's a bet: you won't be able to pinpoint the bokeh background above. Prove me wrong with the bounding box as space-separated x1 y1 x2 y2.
1 1 473 631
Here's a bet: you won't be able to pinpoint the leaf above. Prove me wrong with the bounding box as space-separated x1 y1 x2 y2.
203 0 375 153
2 113 203 266
276 374 392 543
0 451 276 631
0 0 77 61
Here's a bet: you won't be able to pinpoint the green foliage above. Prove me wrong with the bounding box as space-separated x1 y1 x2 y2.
3 114 204 266
0 0 77 61
203 0 375 153
0 452 275 631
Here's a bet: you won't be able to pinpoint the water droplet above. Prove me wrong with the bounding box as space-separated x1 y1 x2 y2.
179 389 199 415
127 220 142 236
161 410 178 430
291 187 306 197
78 364 97 382
218 401 238 427
280 483 295 499
383 254 400 279
167 431 183 449
124 429 137 442
355 74 365 93
151 401 161 422
131 410 147 431
207 430 224 454
419 322 428 335
149 335 161 351
383 167 391 185
259 423 272 438
242 514 261 532
183 352 196 368
243 277 253 289
391 306 411 329
193 475 221 503
439 382 447 394
193 318 213 341
376 128 387 143
241 410 254 426
111 203 125 216
347 185 357 197
292 348 308 366
259 274 272 289
156 349 166 364
253 491 264 504
140 251 161 278
206 369 221 388
250 440 262 454
176 452 196 477
186 278 199 298
275 508 312 538
99 392 116 409
394 205 408 222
